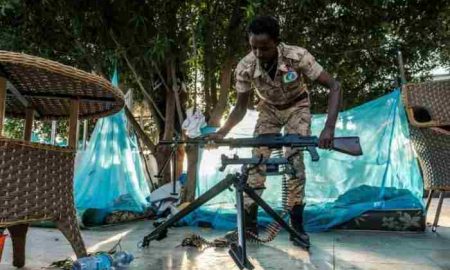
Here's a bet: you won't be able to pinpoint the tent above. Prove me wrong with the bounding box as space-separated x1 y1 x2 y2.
74 73 151 219
184 89 424 232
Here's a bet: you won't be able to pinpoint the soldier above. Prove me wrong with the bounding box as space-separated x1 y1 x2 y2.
208 16 341 246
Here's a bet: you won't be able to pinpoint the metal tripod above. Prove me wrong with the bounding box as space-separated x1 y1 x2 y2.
154 136 181 195
140 154 309 270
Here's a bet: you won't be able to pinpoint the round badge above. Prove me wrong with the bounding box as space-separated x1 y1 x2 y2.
283 70 298 83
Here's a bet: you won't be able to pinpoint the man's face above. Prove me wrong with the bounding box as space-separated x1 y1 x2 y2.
249 33 278 63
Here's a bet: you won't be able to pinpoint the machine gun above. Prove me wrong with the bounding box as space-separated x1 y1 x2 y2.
159 134 363 161
142 134 363 269
140 155 313 269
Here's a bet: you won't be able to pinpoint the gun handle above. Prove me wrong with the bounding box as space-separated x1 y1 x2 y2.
307 146 320 161
332 137 363 156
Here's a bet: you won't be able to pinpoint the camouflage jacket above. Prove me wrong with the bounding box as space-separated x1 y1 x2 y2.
235 43 323 106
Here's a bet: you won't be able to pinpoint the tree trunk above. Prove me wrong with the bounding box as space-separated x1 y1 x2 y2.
176 144 185 182
208 58 234 127
202 5 216 115
153 60 177 186
181 144 199 203
203 53 213 114
210 68 217 106
207 0 246 126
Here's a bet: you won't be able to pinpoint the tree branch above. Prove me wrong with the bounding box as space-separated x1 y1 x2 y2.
109 29 166 121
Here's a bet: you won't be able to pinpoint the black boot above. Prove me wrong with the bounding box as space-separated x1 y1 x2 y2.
245 203 259 235
289 204 310 247
225 204 258 242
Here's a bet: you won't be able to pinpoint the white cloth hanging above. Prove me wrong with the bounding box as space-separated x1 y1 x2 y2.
182 107 207 138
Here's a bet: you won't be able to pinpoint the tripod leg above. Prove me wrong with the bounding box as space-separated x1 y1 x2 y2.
244 186 310 249
229 181 254 270
141 174 236 247
155 148 174 179
236 182 246 255
171 147 178 195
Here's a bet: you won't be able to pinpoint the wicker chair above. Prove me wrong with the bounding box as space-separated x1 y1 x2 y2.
0 51 124 267
409 126 450 232
0 139 86 266
403 79 450 232
403 79 450 128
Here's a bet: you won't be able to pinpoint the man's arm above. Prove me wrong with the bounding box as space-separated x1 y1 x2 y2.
315 70 341 149
210 92 250 139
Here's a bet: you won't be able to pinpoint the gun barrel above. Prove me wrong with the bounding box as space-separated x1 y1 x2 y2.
158 135 362 157
158 139 203 145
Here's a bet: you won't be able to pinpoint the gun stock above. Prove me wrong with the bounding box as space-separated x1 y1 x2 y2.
332 137 363 156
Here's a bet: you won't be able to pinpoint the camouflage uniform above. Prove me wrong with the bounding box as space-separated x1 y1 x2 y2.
235 43 323 210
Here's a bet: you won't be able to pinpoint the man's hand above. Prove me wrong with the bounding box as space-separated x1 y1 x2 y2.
316 71 340 150
318 126 334 149
205 130 226 141
203 130 227 149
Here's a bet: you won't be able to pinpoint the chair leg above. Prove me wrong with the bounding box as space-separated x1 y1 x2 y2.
425 189 434 212
7 224 29 268
432 191 445 232
55 216 87 259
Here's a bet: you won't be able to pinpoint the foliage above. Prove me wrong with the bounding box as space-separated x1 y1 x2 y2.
3 118 23 139
0 0 448 141
255 0 450 111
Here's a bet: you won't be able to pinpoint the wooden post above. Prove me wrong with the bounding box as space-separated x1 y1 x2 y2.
0 77 6 135
82 119 88 149
50 120 57 145
24 108 34 141
69 99 80 148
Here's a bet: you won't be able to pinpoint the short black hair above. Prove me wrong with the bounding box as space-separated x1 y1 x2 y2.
247 16 280 42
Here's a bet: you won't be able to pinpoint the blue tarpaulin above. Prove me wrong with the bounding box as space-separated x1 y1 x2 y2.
74 72 150 214
184 89 424 232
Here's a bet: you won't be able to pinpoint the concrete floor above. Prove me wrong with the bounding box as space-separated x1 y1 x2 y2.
1 199 450 270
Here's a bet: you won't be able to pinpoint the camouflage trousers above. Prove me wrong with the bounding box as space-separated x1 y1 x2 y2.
243 100 311 211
